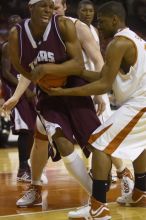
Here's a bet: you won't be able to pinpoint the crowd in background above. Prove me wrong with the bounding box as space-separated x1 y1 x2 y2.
0 0 146 44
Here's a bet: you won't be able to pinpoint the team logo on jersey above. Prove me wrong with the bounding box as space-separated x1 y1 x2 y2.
29 50 55 70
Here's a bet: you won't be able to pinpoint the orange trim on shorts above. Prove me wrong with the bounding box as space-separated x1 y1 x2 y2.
88 124 112 144
104 107 146 155
34 129 48 141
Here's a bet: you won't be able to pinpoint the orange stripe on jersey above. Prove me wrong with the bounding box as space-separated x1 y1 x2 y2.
88 124 112 144
104 107 146 155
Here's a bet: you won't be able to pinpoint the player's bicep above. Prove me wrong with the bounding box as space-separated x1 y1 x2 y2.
60 18 83 61
102 40 127 84
2 44 10 72
8 27 20 68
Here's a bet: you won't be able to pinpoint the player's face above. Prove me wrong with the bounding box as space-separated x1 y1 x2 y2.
54 0 66 16
97 15 115 38
78 4 94 26
31 0 54 25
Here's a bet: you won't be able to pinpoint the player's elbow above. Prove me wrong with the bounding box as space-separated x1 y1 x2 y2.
102 81 112 94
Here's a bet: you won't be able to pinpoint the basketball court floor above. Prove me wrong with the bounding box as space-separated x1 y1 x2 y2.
0 147 146 220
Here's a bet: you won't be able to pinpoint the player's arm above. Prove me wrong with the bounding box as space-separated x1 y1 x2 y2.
76 21 103 82
31 17 84 82
47 37 128 96
1 75 31 112
1 43 18 86
76 21 105 114
9 27 32 80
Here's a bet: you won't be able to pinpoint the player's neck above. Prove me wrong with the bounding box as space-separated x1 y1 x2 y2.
29 20 47 41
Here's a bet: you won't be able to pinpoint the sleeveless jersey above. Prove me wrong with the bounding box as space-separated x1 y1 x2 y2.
113 28 146 105
68 17 99 71
16 15 67 73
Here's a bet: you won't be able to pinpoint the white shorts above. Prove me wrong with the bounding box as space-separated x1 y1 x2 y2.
89 97 146 161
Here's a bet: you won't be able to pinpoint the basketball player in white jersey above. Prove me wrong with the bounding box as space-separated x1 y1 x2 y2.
48 1 146 219
66 1 134 218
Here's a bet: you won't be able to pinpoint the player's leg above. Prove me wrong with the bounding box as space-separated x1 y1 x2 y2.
53 128 93 194
129 150 146 207
16 116 48 207
17 130 34 182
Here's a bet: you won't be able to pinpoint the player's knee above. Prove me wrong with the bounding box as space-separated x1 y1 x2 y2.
52 129 74 156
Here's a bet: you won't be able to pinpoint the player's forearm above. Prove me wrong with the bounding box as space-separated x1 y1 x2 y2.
40 59 84 77
13 75 31 100
2 71 18 86
81 70 101 82
63 80 109 96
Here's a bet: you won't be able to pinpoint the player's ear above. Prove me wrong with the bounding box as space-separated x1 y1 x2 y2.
113 15 118 25
28 5 33 14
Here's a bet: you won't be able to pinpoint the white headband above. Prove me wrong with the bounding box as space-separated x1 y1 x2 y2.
28 0 55 5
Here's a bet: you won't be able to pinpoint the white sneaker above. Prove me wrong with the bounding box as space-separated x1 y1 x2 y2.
16 185 42 207
68 204 90 219
116 168 134 204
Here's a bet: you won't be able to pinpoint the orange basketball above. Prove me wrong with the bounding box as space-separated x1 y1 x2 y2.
38 74 67 90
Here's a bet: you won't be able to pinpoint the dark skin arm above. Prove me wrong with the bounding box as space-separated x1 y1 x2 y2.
2 43 18 86
9 27 32 80
30 17 84 82
45 37 133 96
2 42 35 100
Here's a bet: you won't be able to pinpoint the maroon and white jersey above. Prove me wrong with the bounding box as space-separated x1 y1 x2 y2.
16 15 68 72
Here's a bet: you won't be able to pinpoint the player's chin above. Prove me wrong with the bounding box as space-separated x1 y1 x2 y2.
41 18 50 24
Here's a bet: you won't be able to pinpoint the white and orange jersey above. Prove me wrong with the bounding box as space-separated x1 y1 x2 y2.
112 28 146 105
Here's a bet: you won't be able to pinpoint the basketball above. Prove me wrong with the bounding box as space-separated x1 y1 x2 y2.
38 74 67 90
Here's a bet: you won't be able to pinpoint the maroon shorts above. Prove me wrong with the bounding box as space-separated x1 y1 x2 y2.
36 76 101 148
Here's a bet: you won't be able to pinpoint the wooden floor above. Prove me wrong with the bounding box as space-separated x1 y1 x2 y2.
0 147 146 220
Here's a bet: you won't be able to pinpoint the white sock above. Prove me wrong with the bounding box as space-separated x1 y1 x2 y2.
62 151 92 195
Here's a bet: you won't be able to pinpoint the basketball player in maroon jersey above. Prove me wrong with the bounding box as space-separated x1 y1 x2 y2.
2 0 102 208
1 15 36 182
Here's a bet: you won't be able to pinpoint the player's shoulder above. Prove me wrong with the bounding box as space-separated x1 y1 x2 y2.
58 15 74 26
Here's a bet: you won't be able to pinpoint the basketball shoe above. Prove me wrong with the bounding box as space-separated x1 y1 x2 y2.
17 166 31 183
68 204 90 219
117 188 146 207
68 197 111 220
90 197 111 220
116 167 134 204
16 184 42 207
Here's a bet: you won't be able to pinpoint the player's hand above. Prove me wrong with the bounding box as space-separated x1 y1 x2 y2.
94 95 106 116
0 96 19 116
40 86 70 96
